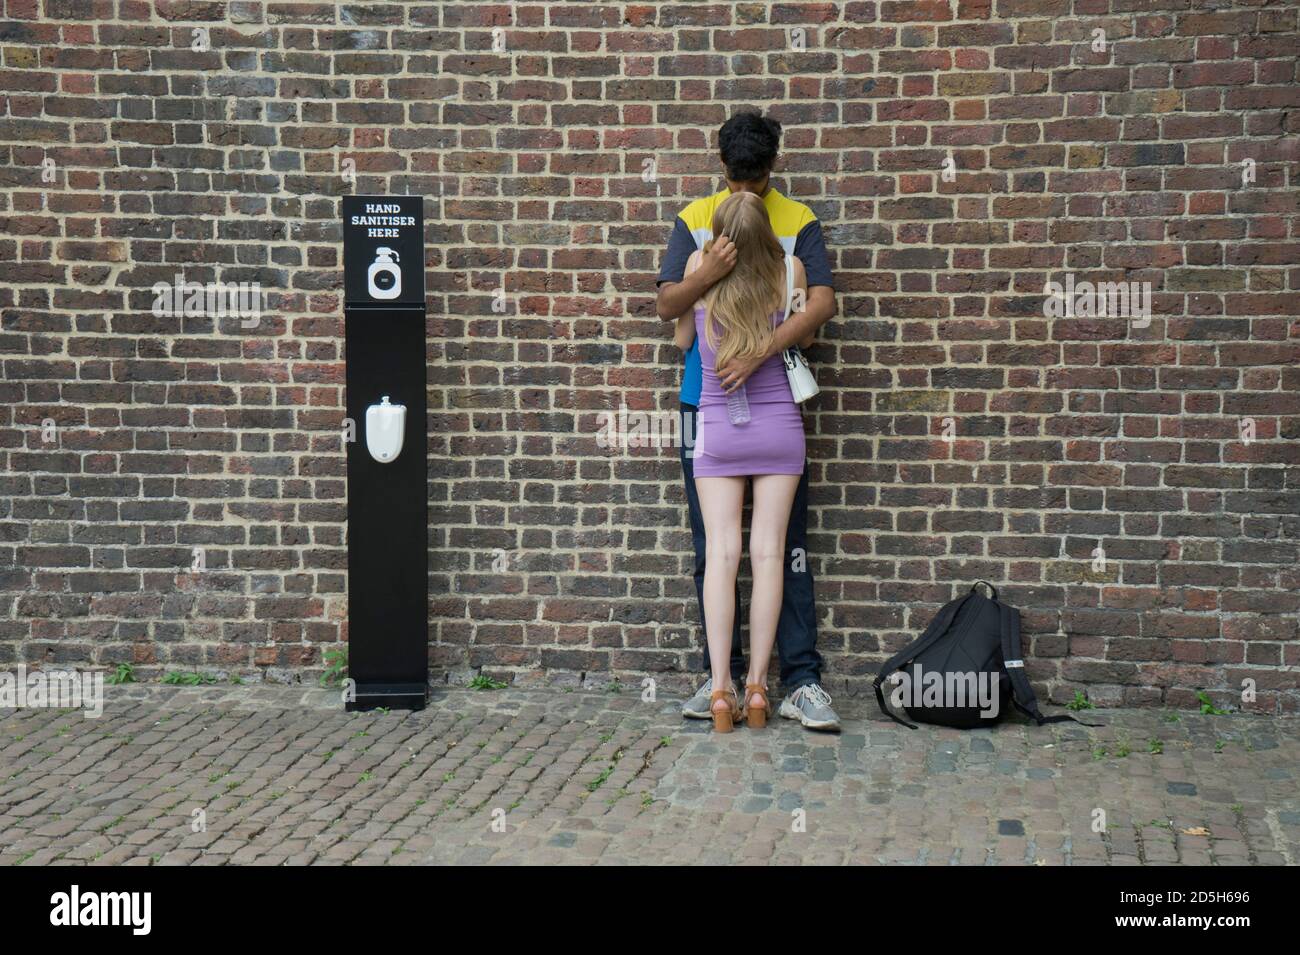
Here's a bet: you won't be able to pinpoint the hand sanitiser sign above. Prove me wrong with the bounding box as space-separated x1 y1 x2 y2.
342 195 425 308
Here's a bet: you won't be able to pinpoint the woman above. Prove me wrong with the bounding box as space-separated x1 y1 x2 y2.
674 191 811 732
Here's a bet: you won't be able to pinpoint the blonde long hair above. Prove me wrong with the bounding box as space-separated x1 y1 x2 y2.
702 192 785 370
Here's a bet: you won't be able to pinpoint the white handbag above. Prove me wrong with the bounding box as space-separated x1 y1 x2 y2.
778 254 820 404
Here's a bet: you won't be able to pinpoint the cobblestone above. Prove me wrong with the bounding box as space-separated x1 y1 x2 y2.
1 685 1296 865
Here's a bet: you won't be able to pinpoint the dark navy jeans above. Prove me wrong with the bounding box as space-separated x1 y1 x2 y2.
679 404 823 691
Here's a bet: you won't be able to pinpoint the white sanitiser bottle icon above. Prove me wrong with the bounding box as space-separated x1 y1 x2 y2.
365 396 405 463
367 247 401 300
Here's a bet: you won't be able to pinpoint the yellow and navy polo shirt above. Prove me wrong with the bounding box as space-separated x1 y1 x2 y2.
656 187 834 405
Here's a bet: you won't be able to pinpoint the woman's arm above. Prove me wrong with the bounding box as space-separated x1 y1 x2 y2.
674 314 696 350
672 250 703 350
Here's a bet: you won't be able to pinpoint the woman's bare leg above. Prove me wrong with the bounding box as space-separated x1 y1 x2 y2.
745 474 801 709
695 475 746 715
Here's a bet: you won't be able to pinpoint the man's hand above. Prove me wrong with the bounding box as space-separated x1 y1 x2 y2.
698 235 737 285
716 350 769 394
655 239 737 321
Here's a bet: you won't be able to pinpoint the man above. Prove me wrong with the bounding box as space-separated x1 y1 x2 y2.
656 111 841 732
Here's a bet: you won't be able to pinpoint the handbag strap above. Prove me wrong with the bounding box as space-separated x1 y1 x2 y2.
779 254 794 325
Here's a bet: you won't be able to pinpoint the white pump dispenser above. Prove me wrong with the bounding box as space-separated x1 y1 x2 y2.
365 396 405 463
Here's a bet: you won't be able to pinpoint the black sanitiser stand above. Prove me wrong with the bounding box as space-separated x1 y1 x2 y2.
341 195 428 711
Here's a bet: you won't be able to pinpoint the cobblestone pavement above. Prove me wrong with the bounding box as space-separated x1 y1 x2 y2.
1 684 1297 865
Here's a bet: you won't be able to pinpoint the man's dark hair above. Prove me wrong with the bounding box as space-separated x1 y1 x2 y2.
718 112 782 183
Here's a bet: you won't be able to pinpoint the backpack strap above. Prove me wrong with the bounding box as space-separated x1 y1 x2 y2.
873 592 974 728
874 682 918 729
998 602 1094 726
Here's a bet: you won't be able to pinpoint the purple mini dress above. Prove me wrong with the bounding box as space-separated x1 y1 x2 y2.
692 268 806 478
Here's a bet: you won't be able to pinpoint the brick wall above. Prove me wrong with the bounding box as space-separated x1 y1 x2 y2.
1 1 1297 712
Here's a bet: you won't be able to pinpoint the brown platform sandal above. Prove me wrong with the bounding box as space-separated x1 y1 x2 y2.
710 686 742 733
743 683 772 729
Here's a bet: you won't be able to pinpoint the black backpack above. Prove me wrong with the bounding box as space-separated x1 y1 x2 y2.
873 582 1082 730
